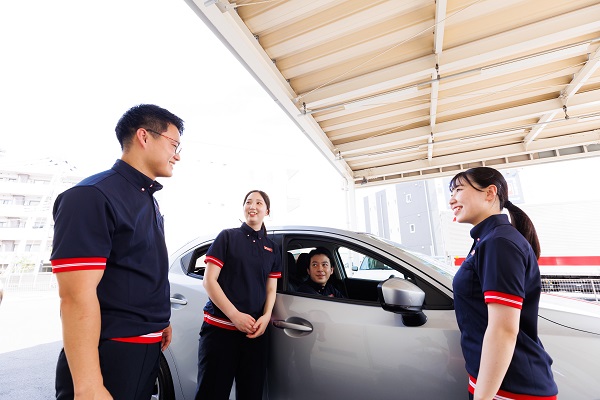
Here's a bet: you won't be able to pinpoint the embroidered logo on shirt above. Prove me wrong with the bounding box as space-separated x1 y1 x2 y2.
264 246 273 252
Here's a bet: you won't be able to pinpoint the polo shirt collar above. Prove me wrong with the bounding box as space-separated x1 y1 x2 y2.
111 159 163 195
240 222 262 238
470 213 510 240
305 278 327 292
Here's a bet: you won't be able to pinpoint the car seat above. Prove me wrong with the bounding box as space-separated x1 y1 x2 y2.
286 252 300 291
295 253 310 284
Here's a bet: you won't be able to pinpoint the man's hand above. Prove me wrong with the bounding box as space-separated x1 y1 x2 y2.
161 325 172 351
74 384 113 400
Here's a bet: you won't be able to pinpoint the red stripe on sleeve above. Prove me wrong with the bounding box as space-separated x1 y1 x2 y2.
51 257 107 273
268 271 282 279
484 291 523 309
204 256 224 268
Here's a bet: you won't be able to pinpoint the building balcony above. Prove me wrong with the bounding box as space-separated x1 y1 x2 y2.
0 204 53 218
0 227 52 241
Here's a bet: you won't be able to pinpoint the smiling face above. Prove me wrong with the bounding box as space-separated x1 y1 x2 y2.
307 253 333 287
244 191 269 230
449 177 498 226
147 124 182 179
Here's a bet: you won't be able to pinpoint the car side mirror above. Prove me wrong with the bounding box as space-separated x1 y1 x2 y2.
377 278 427 327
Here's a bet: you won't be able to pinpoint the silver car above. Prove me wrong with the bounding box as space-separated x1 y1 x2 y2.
157 226 600 399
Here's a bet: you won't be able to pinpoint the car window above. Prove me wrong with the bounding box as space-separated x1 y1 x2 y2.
285 239 400 303
284 240 348 298
181 244 211 278
191 254 207 276
340 246 404 281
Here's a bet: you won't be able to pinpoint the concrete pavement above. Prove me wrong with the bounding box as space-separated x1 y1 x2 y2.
0 289 62 399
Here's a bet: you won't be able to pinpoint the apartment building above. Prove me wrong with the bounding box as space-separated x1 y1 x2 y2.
0 156 83 277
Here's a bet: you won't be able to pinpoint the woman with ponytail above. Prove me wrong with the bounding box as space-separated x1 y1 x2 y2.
449 167 557 400
195 190 281 400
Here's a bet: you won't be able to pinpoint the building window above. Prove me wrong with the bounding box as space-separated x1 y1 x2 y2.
1 241 15 252
25 244 41 252
409 223 416 233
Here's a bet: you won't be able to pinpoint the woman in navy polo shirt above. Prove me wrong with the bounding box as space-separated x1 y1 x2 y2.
449 167 557 400
195 190 281 400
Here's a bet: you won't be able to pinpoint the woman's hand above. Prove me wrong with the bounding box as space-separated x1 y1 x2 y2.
246 314 270 338
230 311 257 335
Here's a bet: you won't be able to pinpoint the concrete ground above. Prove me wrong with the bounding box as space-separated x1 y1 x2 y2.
0 289 62 399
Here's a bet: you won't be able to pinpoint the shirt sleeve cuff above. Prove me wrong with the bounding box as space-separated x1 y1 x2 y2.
51 257 107 273
205 255 224 268
484 291 523 309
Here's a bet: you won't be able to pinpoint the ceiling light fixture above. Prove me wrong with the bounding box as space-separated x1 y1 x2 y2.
301 38 599 116
481 43 590 76
343 86 419 110
577 112 600 122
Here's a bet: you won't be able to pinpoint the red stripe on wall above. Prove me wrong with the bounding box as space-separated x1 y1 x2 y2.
454 256 600 266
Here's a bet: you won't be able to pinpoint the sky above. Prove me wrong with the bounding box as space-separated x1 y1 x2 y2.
1 0 598 252
0 0 347 250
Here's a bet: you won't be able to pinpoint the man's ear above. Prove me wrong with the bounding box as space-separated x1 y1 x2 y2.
136 128 148 147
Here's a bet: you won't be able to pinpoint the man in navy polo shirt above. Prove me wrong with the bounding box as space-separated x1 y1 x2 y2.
51 104 184 400
297 247 344 298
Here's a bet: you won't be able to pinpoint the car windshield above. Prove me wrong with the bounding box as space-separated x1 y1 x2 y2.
360 233 459 279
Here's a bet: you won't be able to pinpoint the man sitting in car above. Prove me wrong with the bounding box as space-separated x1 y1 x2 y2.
297 247 345 298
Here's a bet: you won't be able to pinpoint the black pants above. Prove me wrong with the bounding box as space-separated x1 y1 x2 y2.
195 323 268 400
55 340 161 400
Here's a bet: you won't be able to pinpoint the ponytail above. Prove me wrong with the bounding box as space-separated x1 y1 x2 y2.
504 200 541 259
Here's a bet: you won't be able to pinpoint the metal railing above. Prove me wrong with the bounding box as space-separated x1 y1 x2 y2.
541 276 600 302
0 272 57 292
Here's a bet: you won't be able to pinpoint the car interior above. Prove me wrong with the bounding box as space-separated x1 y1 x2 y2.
283 236 396 303
180 236 453 309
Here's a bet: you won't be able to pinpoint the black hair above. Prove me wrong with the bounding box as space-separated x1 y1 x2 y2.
449 166 541 258
307 247 333 267
243 190 270 236
115 104 184 150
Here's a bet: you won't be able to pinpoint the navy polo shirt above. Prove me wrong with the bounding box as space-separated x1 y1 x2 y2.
203 223 282 330
297 279 344 298
453 214 557 399
51 159 170 342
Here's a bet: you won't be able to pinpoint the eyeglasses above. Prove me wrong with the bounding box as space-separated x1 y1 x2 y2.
146 128 182 154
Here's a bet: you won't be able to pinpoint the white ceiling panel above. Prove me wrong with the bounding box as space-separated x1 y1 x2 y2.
186 0 600 186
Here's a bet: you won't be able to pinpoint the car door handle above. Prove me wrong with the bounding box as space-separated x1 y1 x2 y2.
272 320 313 332
170 297 187 305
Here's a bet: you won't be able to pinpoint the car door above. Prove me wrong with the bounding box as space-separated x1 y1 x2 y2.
166 241 214 399
267 232 466 400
